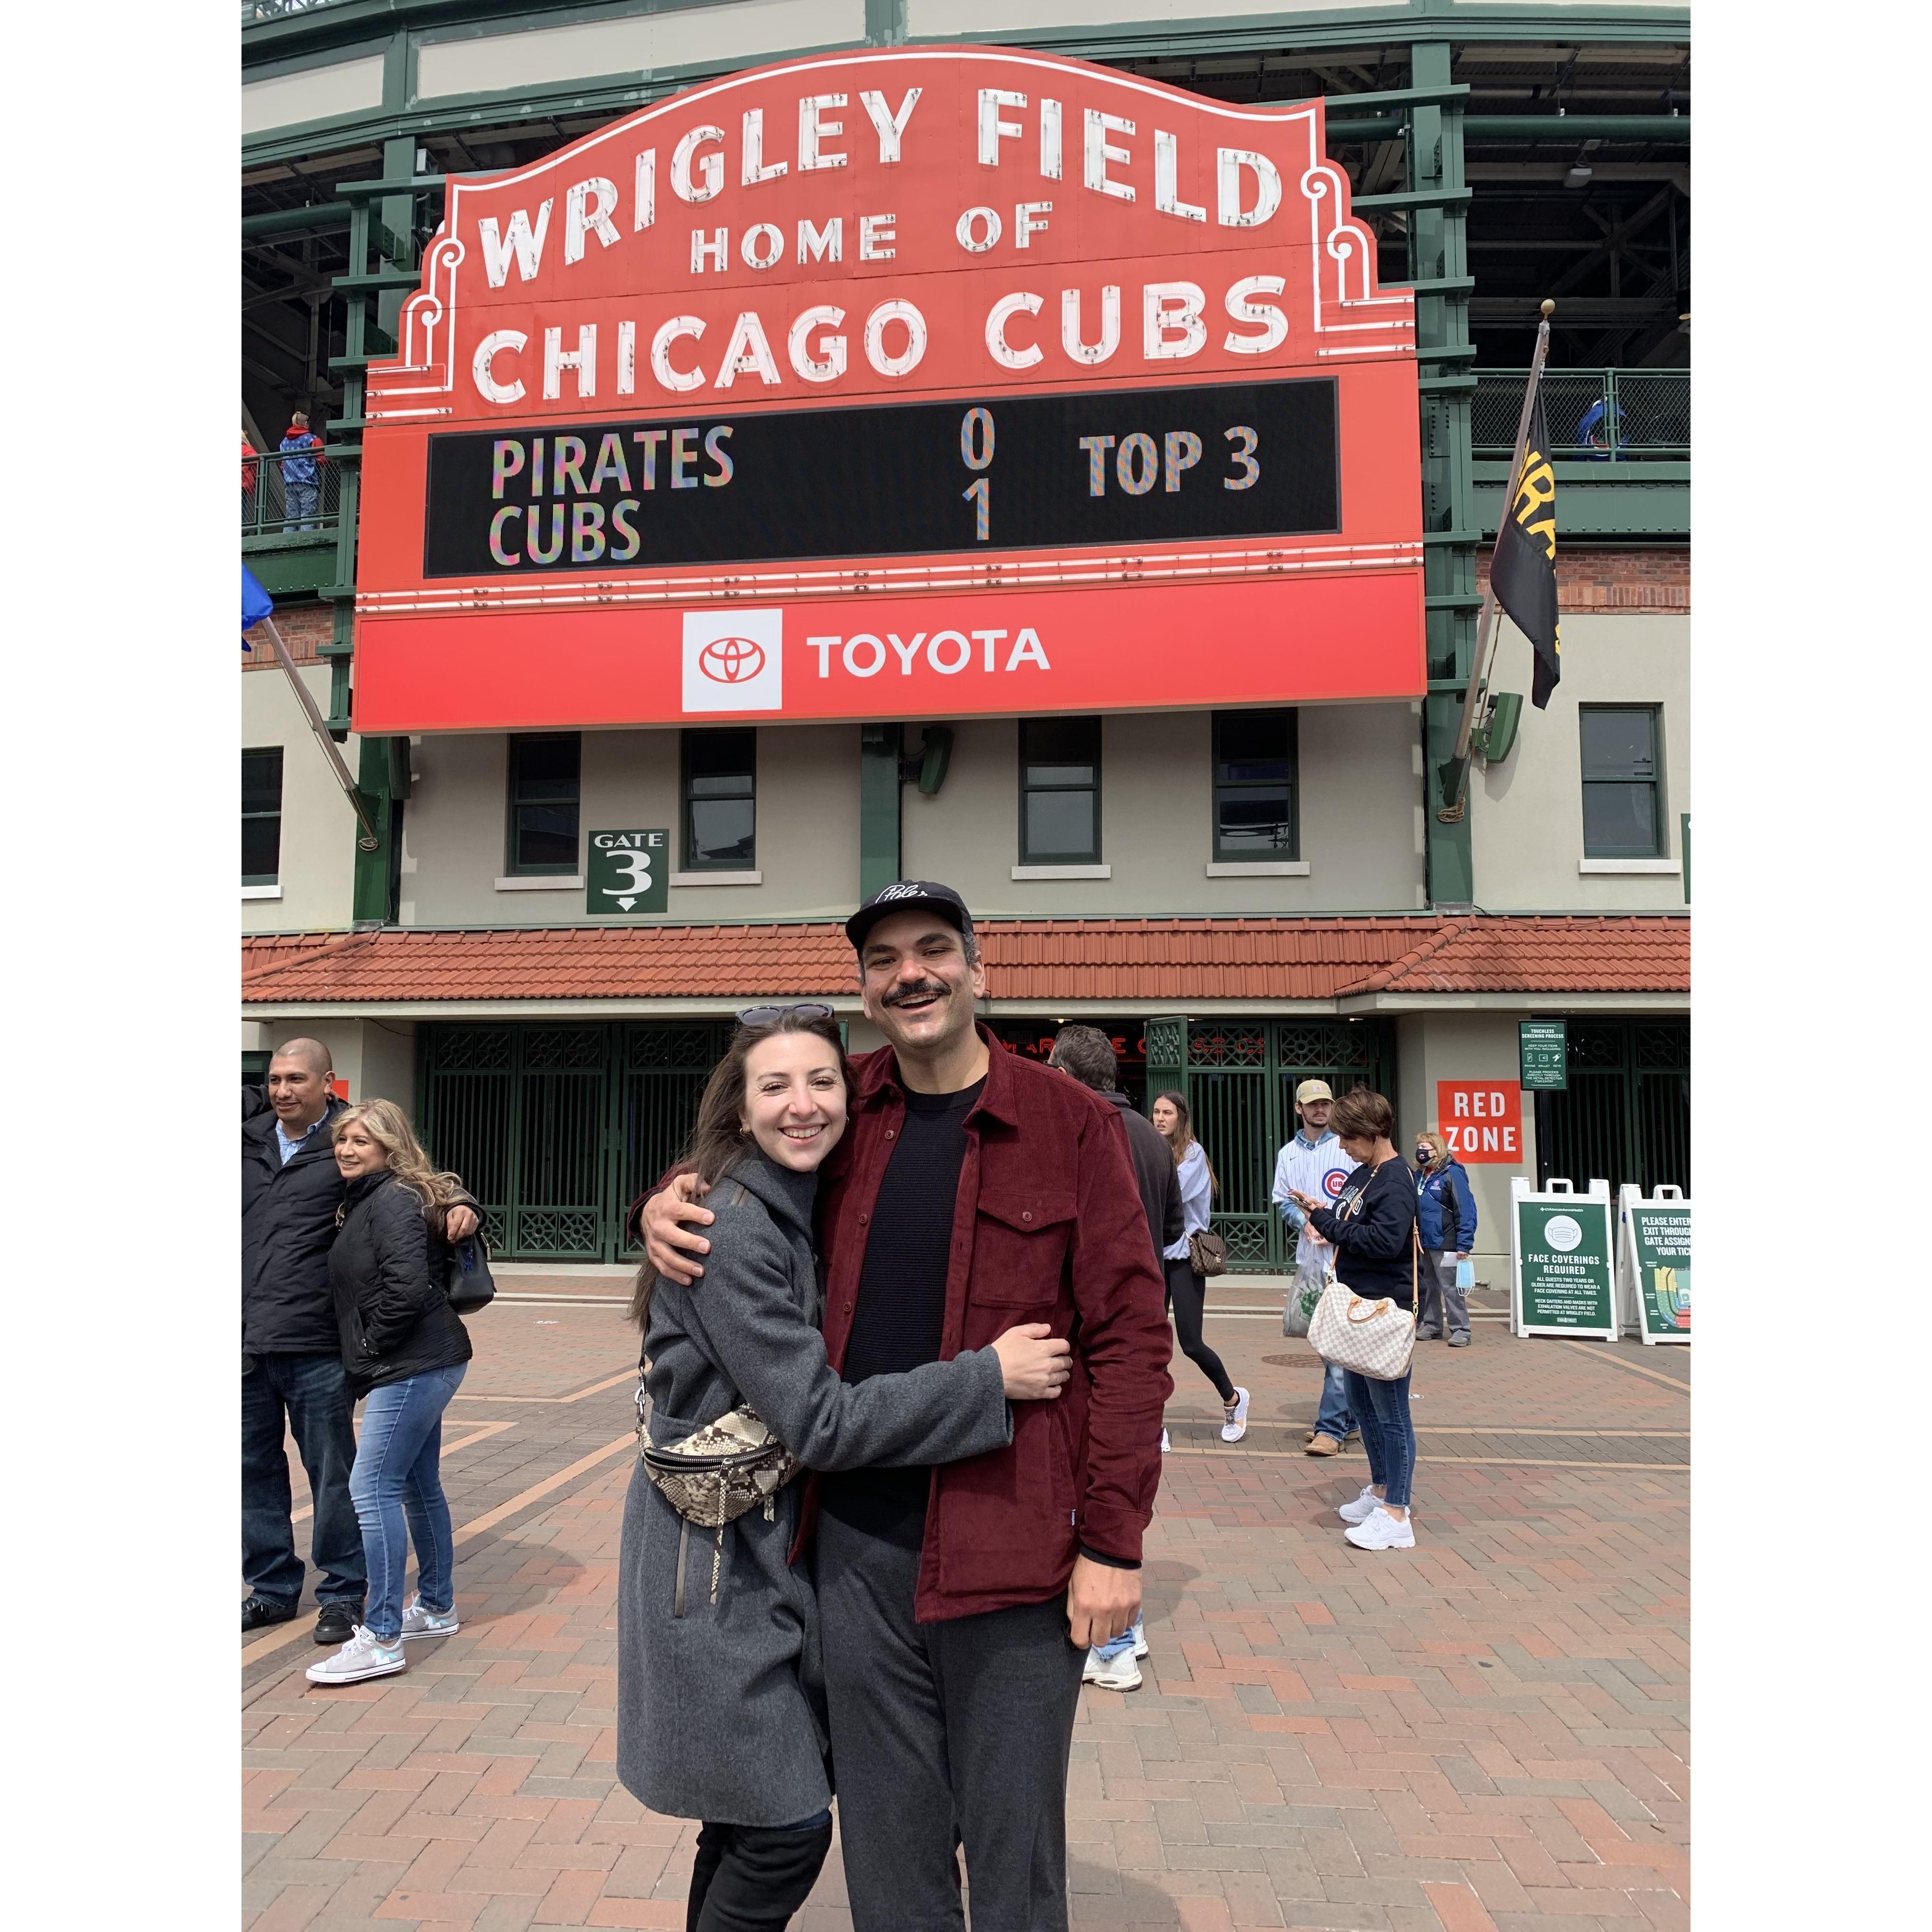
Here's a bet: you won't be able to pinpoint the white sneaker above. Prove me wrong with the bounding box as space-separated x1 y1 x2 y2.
1220 1387 1251 1443
1337 1485 1381 1526
400 1596 460 1641
1082 1644 1143 1691
1160 1428 1171 1454
305 1625 408 1684
1344 1506 1416 1552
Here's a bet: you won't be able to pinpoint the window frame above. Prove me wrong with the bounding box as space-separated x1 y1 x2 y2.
504 732 583 876
242 745 285 887
680 726 759 872
1018 715 1103 866
1578 704 1666 860
1210 708 1300 862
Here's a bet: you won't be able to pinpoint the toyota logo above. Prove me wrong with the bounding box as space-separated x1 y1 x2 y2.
699 637 766 683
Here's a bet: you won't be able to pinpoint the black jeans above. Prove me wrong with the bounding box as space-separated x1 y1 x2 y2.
687 1812 832 1932
816 1511 1086 1932
242 1351 367 1609
1164 1256 1236 1404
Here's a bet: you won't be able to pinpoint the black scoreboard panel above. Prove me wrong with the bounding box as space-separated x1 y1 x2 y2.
423 377 1339 577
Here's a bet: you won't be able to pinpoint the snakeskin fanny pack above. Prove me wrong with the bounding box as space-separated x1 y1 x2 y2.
637 1389 800 1614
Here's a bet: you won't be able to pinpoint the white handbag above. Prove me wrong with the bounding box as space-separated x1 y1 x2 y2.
1307 1161 1421 1382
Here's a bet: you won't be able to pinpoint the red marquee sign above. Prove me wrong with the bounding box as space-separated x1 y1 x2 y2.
354 46 1423 733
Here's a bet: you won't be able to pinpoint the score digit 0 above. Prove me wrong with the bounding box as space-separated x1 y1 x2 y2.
961 406 994 542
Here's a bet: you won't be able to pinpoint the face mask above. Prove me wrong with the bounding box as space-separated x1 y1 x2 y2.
1415 1148 1433 1165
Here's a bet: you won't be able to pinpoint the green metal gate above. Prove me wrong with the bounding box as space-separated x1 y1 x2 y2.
418 1022 732 1261
1145 1016 1396 1272
1534 1017 1690 1199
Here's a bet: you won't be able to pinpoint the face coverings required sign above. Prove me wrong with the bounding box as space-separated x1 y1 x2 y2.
1510 1177 1616 1340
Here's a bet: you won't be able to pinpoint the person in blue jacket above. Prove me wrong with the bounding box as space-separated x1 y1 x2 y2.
1412 1129 1478 1346
279 411 325 530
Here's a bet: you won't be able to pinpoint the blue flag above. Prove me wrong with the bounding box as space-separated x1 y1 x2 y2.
243 563 274 649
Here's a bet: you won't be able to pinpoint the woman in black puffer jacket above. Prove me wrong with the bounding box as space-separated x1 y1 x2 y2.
308 1099 477 1688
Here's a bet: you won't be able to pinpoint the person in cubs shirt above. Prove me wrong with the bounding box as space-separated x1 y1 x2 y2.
1270 1080 1358 1455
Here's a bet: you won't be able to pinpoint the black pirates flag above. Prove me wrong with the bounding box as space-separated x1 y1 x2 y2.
1491 395 1562 706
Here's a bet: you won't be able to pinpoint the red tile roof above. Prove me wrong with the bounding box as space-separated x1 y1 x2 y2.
242 915 1686 1005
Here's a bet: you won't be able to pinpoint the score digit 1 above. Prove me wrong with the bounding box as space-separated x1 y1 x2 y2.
961 406 994 541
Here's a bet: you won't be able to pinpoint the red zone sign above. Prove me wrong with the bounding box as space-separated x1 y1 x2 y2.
354 46 1424 732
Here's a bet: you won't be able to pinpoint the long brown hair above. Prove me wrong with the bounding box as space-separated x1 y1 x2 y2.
1154 1090 1219 1199
332 1099 467 1211
629 1010 853 1329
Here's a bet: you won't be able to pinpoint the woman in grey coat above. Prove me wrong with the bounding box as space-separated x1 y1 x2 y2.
617 1006 1072 1932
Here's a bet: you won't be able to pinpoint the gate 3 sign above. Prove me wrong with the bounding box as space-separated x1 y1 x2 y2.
586 829 668 915
352 46 1423 733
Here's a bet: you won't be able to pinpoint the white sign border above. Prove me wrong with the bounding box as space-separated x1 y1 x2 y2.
1617 1182 1690 1347
1510 1175 1617 1342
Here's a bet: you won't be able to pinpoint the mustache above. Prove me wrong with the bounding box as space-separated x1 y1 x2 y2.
883 979 951 1008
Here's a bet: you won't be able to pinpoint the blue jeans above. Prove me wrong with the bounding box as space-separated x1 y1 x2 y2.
243 1351 367 1609
284 481 320 530
1342 1368 1416 1509
349 1363 467 1641
1093 1617 1142 1663
1314 1360 1355 1442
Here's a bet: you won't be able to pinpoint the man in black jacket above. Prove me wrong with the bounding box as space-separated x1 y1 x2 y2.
1046 1024 1177 1693
242 1039 475 1641
1047 1026 1181 1262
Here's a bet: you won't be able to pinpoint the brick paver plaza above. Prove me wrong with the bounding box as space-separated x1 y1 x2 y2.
244 1287 1689 1931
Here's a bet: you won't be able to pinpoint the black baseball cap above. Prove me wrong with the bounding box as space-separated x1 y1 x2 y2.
845 880 976 955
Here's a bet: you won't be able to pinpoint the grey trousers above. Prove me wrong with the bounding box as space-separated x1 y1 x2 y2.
1417 1249 1472 1339
815 1512 1086 1932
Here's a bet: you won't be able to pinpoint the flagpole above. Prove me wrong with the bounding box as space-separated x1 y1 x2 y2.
253 614 384 851
1437 297 1555 824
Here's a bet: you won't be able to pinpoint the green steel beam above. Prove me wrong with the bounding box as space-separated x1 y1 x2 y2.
1464 116 1689 142
334 173 447 198
351 735 398 925
331 267 423 291
859 724 901 900
1260 84 1472 113
1329 114 1690 146
242 202 353 239
1408 40 1476 909
1353 186 1472 212
377 136 420 345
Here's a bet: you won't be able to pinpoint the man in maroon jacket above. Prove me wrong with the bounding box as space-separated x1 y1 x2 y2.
640 880 1173 1931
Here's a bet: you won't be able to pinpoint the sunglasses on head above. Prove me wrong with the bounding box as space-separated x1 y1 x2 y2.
736 1002 836 1028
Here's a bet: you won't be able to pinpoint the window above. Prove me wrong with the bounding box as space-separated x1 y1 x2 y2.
1019 716 1102 864
1212 709 1298 860
506 733 581 874
242 746 284 885
1580 706 1664 858
682 728 757 870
